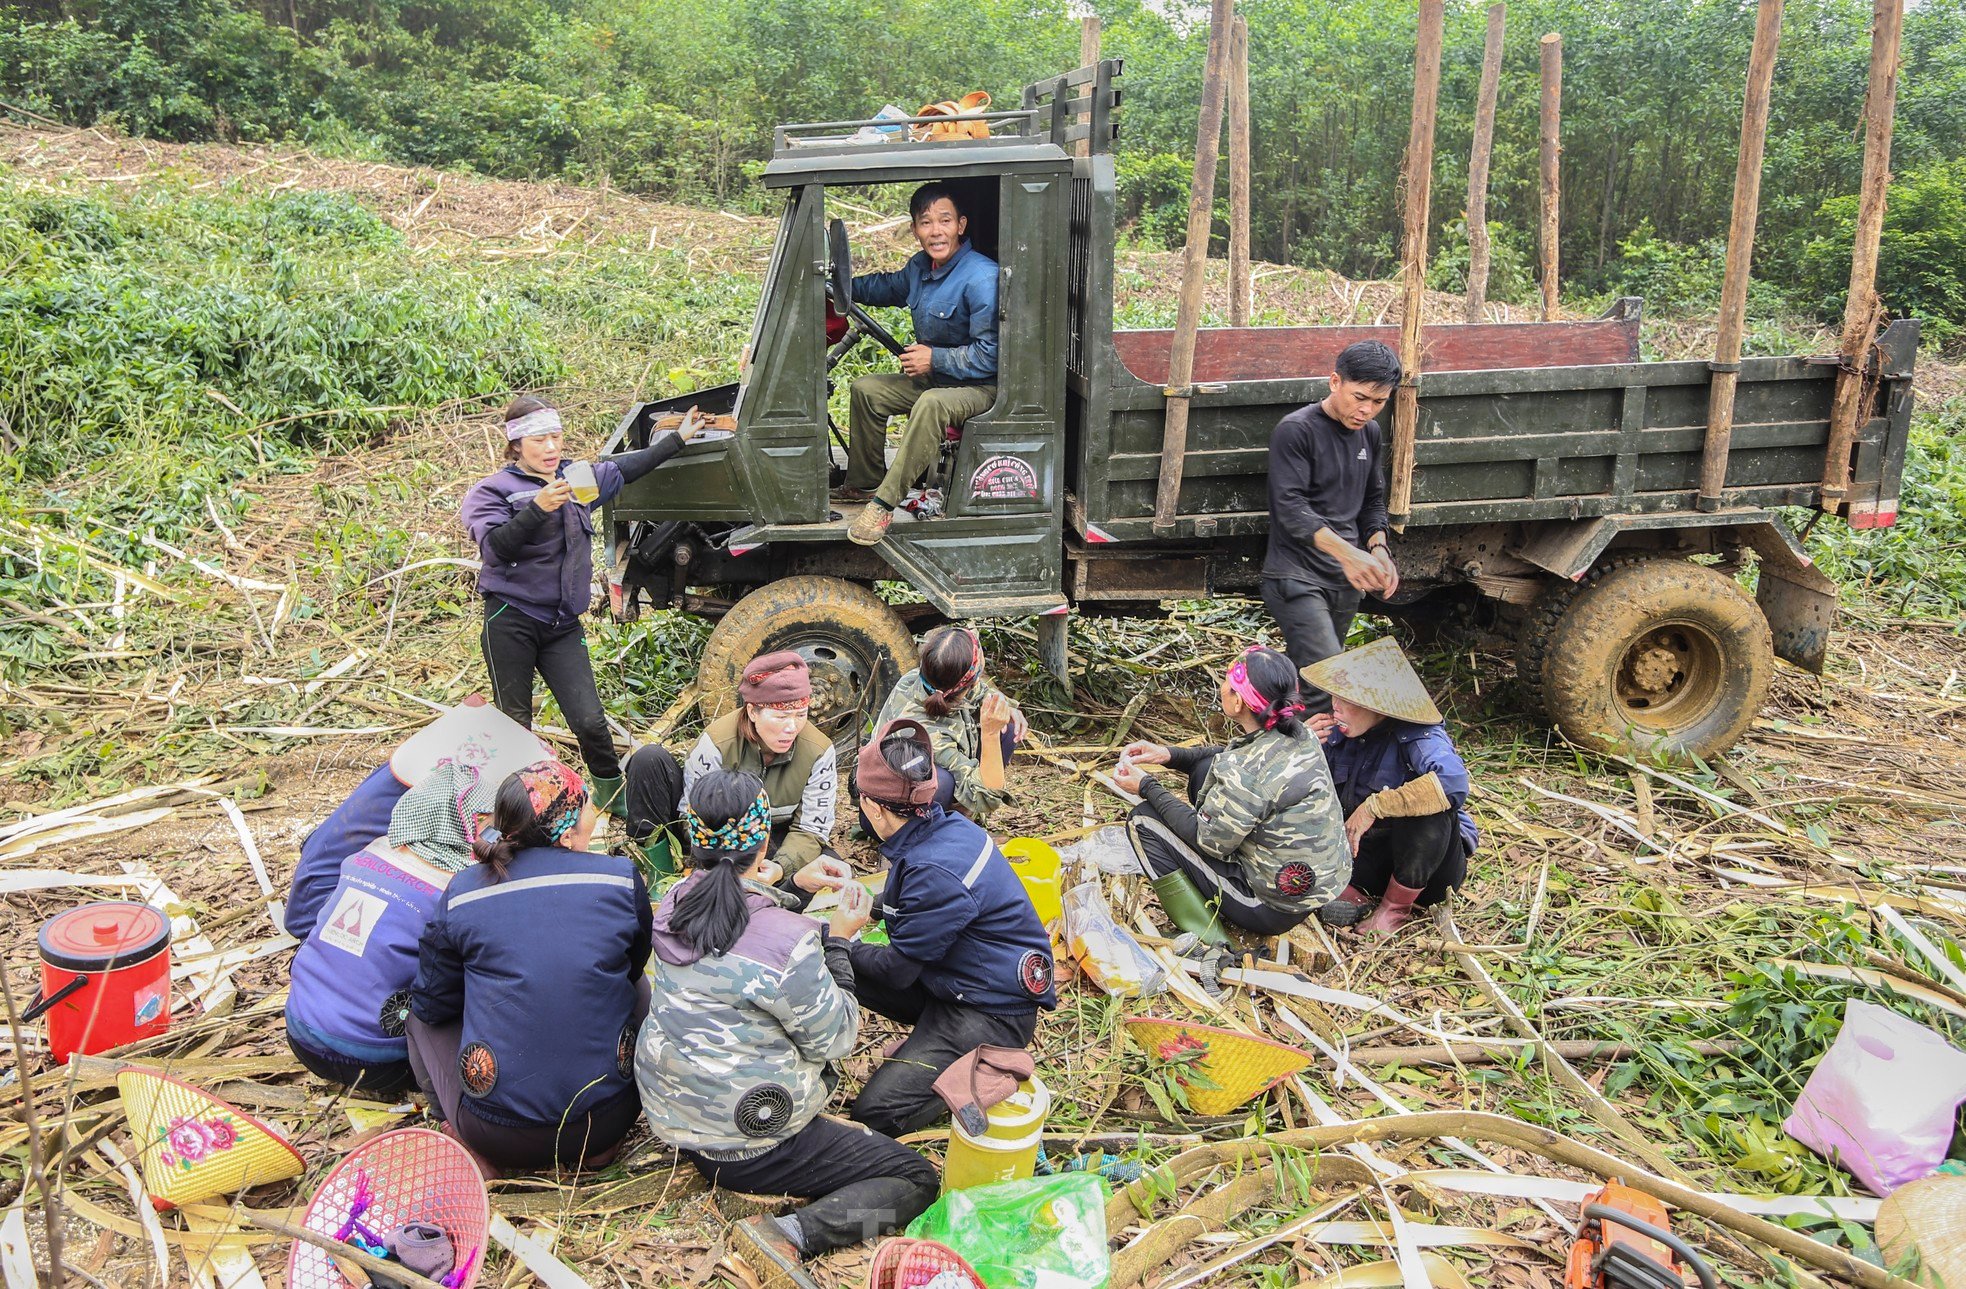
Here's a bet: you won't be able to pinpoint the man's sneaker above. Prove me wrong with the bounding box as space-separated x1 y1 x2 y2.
848 504 893 545
728 1215 818 1289
830 484 875 503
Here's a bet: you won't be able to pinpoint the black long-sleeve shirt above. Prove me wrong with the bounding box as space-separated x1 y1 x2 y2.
1262 403 1389 590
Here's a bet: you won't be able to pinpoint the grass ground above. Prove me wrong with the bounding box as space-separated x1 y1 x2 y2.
4 123 1965 1288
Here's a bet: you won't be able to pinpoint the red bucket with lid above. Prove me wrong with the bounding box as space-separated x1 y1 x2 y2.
32 902 172 1063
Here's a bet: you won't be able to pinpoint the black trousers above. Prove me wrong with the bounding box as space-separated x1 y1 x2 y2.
623 743 684 844
1349 810 1467 904
684 1116 938 1256
848 975 1038 1139
480 600 619 779
287 1035 416 1098
1128 811 1310 936
1260 577 1361 713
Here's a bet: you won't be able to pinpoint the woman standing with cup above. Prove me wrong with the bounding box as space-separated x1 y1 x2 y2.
460 396 700 815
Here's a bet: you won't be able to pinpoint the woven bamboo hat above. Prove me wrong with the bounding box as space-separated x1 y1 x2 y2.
116 1068 304 1207
391 700 551 788
1878 1174 1966 1288
1125 1018 1313 1116
1301 638 1443 725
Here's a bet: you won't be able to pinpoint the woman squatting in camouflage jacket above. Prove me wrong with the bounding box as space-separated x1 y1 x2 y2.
1113 646 1350 946
873 625 1028 825
634 770 936 1277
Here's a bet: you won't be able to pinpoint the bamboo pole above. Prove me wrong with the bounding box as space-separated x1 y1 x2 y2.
1152 0 1235 537
1076 16 1102 159
1228 15 1253 327
1538 33 1562 321
1820 0 1905 510
1464 4 1505 323
1698 0 1785 512
1386 0 1447 531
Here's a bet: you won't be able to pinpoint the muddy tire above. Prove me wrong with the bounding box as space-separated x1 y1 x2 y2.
698 577 917 748
1537 559 1772 761
1516 555 1657 719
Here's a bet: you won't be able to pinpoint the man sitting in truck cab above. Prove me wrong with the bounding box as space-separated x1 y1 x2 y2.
837 182 999 546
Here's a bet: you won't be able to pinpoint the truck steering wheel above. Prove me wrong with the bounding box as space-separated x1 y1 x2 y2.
827 219 906 358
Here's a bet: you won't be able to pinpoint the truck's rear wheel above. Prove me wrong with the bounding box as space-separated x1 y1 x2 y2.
1537 559 1772 762
698 577 917 748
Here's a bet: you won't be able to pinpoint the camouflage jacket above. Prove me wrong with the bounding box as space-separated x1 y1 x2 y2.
1191 727 1349 911
873 669 1010 823
635 878 858 1160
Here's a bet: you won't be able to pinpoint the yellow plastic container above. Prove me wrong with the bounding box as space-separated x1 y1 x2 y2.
941 1074 1050 1194
1001 838 1063 930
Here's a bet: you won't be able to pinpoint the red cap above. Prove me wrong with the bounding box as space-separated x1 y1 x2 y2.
855 719 940 808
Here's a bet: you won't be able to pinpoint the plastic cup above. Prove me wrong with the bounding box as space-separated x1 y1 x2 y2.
564 460 600 504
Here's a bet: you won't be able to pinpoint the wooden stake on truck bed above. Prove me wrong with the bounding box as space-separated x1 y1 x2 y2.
1077 17 1102 158
1153 0 1235 537
1698 0 1785 512
1538 33 1562 322
1464 4 1505 325
1820 0 1905 511
1387 0 1446 532
1228 15 1253 328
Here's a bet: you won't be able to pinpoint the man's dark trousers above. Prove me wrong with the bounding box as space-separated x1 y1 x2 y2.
848 975 1037 1139
1261 577 1360 712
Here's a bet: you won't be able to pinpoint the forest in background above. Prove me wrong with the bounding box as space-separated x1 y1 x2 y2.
4 0 1965 343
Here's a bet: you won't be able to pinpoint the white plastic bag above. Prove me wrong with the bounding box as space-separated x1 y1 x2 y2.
1785 999 1966 1195
1059 825 1142 876
1061 880 1165 998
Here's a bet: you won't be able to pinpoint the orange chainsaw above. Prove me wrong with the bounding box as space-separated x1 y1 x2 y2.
1563 1183 1718 1289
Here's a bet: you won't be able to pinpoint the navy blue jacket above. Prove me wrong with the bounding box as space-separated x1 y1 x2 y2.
412 846 652 1127
287 762 407 939
1324 721 1479 857
852 806 1056 1015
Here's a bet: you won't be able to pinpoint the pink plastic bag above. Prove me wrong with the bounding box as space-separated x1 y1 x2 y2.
1785 999 1966 1195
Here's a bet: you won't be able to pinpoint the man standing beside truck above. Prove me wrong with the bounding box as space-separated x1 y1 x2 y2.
839 182 1000 545
1262 340 1403 712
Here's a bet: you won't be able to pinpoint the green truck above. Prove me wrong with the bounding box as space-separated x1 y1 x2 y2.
603 61 1918 761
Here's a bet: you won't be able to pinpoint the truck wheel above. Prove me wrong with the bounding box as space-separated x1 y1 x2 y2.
698 577 918 748
1516 554 1657 718
1538 559 1773 762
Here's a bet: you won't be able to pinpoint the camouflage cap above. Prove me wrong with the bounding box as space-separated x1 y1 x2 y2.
855 719 939 806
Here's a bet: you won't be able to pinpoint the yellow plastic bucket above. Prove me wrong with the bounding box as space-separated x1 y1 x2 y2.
1001 839 1063 930
941 1074 1050 1194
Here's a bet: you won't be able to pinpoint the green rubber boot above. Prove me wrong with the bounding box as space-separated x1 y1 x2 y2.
1149 871 1231 949
590 775 627 820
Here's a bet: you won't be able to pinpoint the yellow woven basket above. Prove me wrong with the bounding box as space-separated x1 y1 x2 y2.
116 1067 305 1207
1125 1018 1313 1116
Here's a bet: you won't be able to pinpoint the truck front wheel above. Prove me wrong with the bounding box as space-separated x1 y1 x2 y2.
1536 559 1773 762
698 577 918 748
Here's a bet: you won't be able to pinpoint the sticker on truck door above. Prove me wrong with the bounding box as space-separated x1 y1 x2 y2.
969 455 1040 501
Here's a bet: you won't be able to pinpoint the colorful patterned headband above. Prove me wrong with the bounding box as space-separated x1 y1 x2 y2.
936 628 984 697
686 789 773 857
505 408 563 441
1228 647 1307 729
515 759 588 841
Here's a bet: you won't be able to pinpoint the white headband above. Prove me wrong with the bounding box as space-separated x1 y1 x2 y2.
505 408 563 441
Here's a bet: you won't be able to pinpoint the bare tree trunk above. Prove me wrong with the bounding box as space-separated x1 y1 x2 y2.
1388 0 1447 530
1821 0 1906 511
1228 16 1253 327
1464 3 1505 323
1538 33 1563 322
1152 0 1236 536
1698 0 1785 512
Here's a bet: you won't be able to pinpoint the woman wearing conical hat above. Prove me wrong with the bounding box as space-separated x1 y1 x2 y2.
1304 638 1479 935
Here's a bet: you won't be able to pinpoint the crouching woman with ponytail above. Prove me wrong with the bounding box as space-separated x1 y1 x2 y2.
635 771 936 1276
409 760 652 1175
1113 647 1349 943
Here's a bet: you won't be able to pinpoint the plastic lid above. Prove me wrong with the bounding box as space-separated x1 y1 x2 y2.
38 902 170 972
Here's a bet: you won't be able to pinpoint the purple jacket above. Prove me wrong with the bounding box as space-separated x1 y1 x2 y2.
459 433 682 624
1325 720 1479 857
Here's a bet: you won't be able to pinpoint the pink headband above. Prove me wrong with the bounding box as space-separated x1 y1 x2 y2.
1227 647 1306 729
934 629 984 698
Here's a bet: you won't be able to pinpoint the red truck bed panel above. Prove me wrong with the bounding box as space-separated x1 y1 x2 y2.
1111 319 1642 386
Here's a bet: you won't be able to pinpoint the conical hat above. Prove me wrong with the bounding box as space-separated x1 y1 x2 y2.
390 701 551 788
1300 638 1443 725
290 1128 489 1289
1878 1174 1966 1288
116 1068 304 1206
1125 1018 1312 1116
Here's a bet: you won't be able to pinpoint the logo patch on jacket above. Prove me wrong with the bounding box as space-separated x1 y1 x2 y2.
459 1041 498 1097
1018 949 1052 996
1276 862 1316 897
734 1085 794 1138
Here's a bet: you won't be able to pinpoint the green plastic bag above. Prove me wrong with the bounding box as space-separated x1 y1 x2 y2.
905 1173 1110 1289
